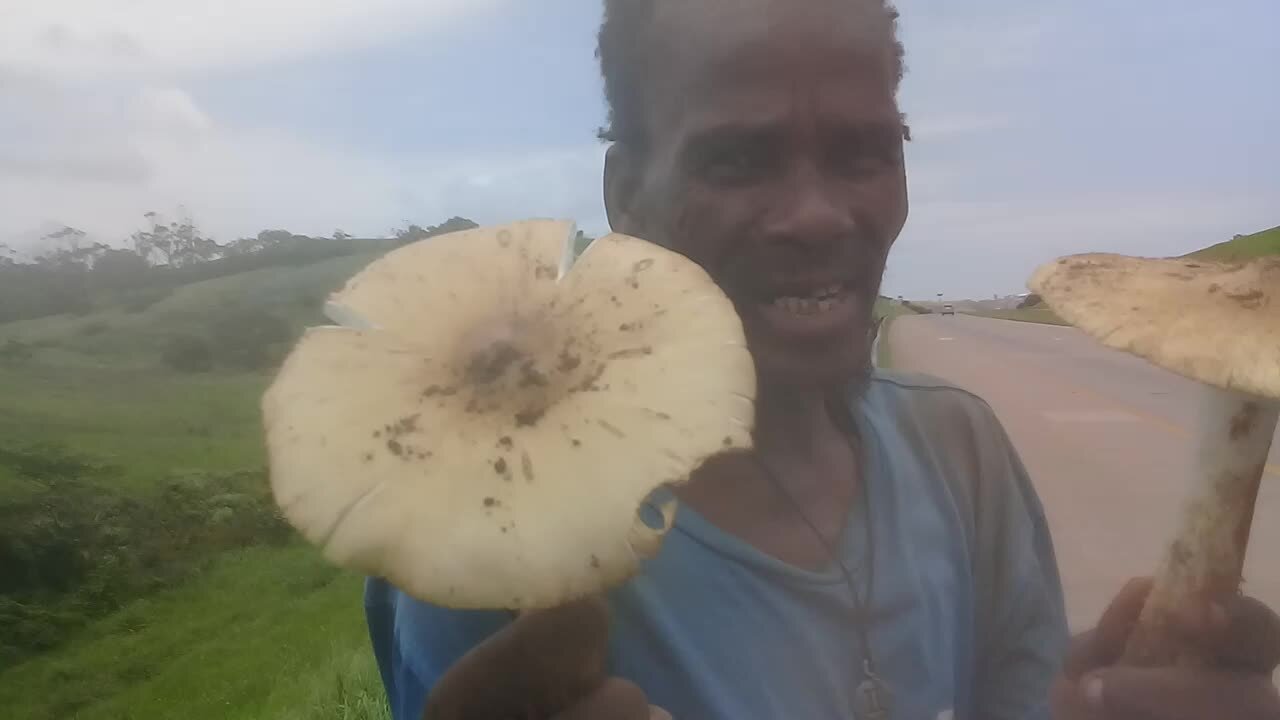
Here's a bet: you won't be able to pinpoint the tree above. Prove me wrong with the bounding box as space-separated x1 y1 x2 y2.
91 248 150 289
130 209 223 268
393 217 479 245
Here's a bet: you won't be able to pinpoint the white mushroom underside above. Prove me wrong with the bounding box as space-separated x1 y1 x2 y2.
262 219 757 610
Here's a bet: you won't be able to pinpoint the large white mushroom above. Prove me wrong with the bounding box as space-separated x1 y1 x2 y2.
262 219 756 611
1029 252 1280 666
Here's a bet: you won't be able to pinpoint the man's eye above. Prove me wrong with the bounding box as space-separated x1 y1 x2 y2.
700 145 773 184
829 134 900 177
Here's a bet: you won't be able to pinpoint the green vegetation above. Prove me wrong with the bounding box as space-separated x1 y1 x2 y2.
970 307 1069 326
872 298 905 368
0 545 386 720
0 226 417 718
1185 225 1280 262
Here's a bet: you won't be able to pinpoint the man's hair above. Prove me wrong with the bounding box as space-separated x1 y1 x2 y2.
595 0 908 147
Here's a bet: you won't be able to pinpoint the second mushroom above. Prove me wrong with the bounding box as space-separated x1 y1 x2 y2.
1029 252 1279 667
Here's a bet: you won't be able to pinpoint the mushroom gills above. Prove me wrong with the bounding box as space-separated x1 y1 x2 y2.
1122 387 1279 666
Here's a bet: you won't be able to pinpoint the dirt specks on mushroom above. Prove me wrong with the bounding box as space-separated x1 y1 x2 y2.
514 407 546 427
1226 289 1265 309
597 420 626 439
260 218 757 611
608 347 653 360
1228 401 1263 441
521 451 535 483
464 341 524 386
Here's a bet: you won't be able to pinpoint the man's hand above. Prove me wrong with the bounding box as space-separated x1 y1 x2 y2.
1052 578 1280 719
421 596 669 720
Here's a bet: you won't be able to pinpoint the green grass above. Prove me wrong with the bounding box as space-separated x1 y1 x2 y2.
1185 225 1280 262
0 364 269 494
970 307 1070 326
872 297 924 369
0 251 400 718
0 544 389 720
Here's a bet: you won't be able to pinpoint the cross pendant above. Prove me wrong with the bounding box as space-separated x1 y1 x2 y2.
855 675 893 720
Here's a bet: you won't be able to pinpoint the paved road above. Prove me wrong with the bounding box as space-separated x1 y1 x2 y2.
888 313 1280 632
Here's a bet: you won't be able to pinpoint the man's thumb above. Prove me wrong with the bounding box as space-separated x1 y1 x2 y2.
423 596 611 720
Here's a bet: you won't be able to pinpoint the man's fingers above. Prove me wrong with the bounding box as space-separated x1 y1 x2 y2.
1088 666 1280 720
549 678 655 720
423 596 611 720
1064 577 1154 679
1172 593 1280 674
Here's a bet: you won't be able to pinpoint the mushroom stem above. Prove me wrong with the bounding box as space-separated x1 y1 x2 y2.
1122 386 1279 667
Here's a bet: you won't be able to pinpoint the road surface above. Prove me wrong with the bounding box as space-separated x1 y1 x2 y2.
888 313 1280 632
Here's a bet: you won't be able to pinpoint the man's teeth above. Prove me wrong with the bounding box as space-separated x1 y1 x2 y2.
770 285 845 314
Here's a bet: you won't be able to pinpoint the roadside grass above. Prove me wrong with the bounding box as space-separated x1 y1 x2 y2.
873 298 914 369
0 543 388 720
969 307 1070 326
1185 225 1280 262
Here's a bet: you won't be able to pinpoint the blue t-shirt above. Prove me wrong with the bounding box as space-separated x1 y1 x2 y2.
364 370 1070 719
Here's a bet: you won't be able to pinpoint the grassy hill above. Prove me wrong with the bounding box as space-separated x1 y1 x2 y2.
0 249 397 719
0 251 386 370
1184 225 1280 262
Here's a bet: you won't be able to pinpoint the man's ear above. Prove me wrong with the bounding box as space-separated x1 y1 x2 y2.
603 143 642 235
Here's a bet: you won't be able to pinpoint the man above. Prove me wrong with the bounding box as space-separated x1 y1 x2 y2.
365 1 1280 717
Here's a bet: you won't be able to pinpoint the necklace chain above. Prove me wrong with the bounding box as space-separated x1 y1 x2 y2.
750 407 891 718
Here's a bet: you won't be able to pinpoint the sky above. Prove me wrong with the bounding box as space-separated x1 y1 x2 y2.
0 0 1276 299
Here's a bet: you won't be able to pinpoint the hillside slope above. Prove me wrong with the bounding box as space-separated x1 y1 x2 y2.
1185 225 1280 262
0 251 387 370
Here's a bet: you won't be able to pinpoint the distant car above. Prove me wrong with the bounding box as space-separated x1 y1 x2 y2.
941 303 955 316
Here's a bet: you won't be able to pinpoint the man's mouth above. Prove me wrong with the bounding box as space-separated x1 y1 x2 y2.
766 283 849 315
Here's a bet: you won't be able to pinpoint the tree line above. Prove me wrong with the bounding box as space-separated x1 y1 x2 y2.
0 212 486 325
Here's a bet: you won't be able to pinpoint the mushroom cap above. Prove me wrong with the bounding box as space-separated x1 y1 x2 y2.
1028 253 1280 400
261 219 756 610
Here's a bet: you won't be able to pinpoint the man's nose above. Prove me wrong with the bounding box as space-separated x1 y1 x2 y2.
760 166 855 251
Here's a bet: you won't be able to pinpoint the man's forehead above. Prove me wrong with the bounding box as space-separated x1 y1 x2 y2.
640 0 900 129
649 0 890 50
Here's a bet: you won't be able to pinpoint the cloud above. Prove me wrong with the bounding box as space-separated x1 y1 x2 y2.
0 73 608 247
0 0 506 76
0 0 597 246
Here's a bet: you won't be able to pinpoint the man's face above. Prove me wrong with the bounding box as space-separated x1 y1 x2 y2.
605 1 908 388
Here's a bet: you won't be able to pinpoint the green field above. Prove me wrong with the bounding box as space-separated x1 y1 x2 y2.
5 222 1271 717
1185 225 1280 262
970 307 1069 326
0 545 387 720
0 252 394 719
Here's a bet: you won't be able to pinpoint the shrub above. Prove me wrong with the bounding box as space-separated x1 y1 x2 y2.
0 443 294 668
206 306 294 371
118 286 173 314
0 339 33 365
78 319 110 336
161 334 215 373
